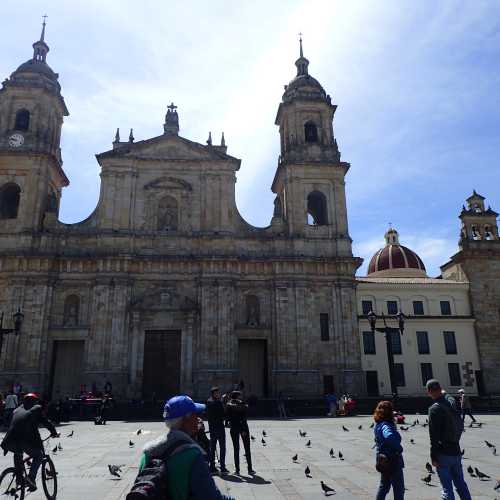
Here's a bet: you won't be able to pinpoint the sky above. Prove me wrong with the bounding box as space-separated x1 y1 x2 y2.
1 0 499 276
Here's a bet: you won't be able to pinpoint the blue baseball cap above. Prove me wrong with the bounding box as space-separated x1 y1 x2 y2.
163 395 206 420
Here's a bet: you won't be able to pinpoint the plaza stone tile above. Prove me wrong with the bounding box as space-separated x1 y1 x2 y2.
0 415 499 499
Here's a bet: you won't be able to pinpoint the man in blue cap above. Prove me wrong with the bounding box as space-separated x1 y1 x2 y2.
139 395 235 500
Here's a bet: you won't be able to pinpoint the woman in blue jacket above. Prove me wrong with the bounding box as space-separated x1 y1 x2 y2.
373 400 405 500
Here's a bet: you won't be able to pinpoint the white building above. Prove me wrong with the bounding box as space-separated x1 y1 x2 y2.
357 228 481 397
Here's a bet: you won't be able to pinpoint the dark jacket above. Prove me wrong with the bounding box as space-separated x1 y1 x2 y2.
205 398 225 429
225 398 249 432
428 394 462 460
374 421 404 468
1 404 57 453
139 429 233 500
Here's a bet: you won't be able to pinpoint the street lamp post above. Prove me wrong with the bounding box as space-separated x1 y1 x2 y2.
0 308 24 357
367 310 405 397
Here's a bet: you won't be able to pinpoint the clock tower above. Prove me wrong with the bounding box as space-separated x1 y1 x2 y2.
0 19 69 233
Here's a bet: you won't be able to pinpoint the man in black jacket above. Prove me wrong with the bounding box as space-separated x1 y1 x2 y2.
426 379 471 500
1 393 59 492
206 387 228 474
226 390 255 476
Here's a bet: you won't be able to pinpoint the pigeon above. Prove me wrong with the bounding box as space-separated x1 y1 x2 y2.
136 429 142 435
108 465 122 478
485 440 495 448
67 430 74 437
57 443 63 451
52 446 57 453
369 422 374 429
425 462 434 474
305 466 311 477
421 474 432 485
410 439 415 444
342 425 349 432
299 430 307 437
292 454 298 462
329 448 335 458
306 440 311 447
251 435 255 441
320 480 336 495
475 467 490 480
399 426 409 431
492 447 497 456
467 465 475 477
129 440 134 447
338 451 343 460
262 430 267 437
358 425 363 430
261 438 266 446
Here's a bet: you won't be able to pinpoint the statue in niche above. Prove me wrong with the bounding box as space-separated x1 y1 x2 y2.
63 295 79 326
246 295 260 326
157 196 178 231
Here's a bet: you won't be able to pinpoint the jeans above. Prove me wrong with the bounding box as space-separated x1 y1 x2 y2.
461 409 476 423
209 426 226 469
230 428 252 472
376 464 405 500
435 454 472 500
13 447 43 482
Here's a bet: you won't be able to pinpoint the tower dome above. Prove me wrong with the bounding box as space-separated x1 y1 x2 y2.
367 228 427 277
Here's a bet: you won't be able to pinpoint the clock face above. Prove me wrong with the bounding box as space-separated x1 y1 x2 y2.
8 133 24 148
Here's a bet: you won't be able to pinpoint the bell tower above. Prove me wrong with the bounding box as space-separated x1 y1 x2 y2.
459 190 499 243
271 38 351 254
0 18 69 233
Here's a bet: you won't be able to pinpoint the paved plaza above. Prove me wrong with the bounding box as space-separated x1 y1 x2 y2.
0 415 499 499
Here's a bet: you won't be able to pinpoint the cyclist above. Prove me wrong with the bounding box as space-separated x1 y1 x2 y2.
0 393 59 492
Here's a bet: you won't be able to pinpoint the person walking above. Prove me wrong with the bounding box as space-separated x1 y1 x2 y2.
277 391 287 419
426 379 471 500
206 387 228 474
3 389 18 427
226 390 255 475
326 392 337 417
457 389 476 423
138 395 235 500
373 400 405 500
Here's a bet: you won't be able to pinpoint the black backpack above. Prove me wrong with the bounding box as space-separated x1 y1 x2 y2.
126 439 191 500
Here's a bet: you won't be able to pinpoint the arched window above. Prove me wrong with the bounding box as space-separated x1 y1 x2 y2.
14 109 30 131
63 295 80 326
307 191 328 226
157 196 178 231
0 183 21 219
304 121 318 143
246 295 260 326
46 191 58 213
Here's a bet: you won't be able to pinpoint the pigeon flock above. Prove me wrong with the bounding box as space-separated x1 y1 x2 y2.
22 415 499 498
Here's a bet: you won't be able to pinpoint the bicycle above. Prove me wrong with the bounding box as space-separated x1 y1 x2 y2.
0 435 58 499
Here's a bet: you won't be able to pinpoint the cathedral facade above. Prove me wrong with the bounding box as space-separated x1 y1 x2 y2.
0 29 363 400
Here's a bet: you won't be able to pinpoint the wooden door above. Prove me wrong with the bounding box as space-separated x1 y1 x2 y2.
50 340 85 399
366 370 379 396
238 339 267 398
143 330 181 400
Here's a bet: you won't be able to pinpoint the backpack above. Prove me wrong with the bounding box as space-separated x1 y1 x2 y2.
435 395 464 443
126 459 168 500
126 439 191 500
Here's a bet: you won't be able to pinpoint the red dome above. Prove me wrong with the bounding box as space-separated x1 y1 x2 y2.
367 229 426 276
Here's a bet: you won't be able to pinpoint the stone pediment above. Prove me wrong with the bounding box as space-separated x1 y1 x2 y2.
97 134 239 164
144 176 192 191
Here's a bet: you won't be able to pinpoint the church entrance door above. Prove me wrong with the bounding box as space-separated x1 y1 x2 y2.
143 330 181 400
238 339 267 398
49 340 85 399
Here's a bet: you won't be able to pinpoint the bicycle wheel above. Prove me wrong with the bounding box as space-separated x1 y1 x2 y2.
0 467 25 499
41 457 57 500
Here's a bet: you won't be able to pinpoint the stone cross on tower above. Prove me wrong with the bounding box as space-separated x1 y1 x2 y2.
164 102 179 135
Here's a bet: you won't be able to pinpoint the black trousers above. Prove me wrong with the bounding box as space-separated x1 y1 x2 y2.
209 426 226 468
230 427 252 472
